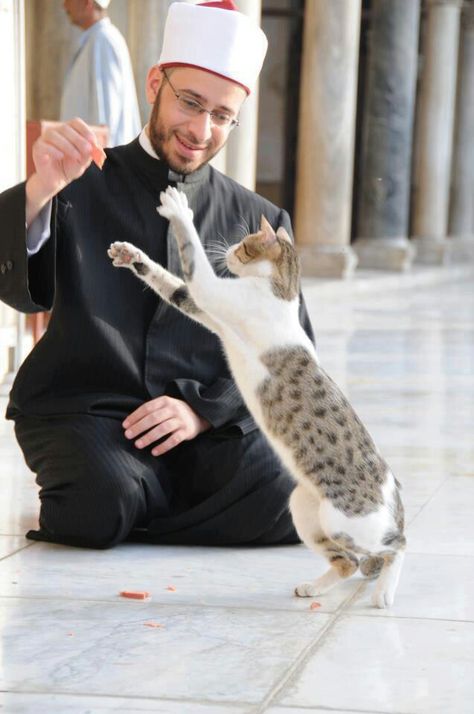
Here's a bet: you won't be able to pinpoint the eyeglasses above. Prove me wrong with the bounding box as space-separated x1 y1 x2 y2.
162 70 240 130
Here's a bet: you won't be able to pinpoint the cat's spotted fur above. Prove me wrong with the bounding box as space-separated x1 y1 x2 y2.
108 187 406 608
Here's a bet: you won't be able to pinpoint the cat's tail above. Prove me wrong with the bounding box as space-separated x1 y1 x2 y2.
359 555 384 579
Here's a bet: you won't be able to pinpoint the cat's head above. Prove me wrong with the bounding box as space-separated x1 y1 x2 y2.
226 216 301 300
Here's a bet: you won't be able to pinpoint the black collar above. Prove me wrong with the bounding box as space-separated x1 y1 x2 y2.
124 137 211 185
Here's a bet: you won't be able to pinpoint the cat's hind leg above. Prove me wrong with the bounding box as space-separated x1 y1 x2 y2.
360 555 384 579
372 550 405 608
289 484 359 597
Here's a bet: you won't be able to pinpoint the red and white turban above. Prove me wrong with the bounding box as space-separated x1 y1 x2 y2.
158 1 268 95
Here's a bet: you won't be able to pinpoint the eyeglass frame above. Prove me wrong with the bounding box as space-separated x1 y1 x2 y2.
161 69 240 130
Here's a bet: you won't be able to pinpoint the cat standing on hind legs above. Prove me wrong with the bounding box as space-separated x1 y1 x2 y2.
108 186 406 609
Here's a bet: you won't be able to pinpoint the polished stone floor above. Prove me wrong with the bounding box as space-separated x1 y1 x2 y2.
1 267 473 713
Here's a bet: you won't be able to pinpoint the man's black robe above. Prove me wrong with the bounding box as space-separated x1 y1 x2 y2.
0 138 314 547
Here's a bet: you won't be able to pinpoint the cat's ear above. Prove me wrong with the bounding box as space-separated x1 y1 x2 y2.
276 226 292 244
260 215 277 246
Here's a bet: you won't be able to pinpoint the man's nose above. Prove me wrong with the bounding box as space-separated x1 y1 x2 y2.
187 111 213 144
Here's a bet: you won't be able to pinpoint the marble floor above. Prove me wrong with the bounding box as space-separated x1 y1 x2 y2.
1 267 474 713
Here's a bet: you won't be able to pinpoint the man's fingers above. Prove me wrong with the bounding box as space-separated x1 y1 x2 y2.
133 418 179 449
123 397 172 431
124 407 173 439
61 123 96 158
151 431 185 457
40 131 83 163
68 117 96 144
40 124 95 168
37 145 65 164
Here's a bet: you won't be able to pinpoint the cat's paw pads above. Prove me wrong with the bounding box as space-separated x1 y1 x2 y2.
371 586 394 609
157 187 194 222
108 241 142 267
294 582 318 598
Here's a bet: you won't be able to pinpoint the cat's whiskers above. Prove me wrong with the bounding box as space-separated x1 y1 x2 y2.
205 241 232 267
205 246 228 255
216 232 234 250
237 214 251 236
209 256 231 277
205 248 232 277
232 225 248 242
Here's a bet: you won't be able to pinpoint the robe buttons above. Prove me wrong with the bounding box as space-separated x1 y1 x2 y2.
1 261 13 274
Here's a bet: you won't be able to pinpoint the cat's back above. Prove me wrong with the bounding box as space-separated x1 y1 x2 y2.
257 344 390 517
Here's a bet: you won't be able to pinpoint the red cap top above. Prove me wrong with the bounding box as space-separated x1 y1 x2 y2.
199 1 238 9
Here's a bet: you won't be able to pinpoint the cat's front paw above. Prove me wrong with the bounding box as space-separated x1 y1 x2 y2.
157 186 194 223
294 582 319 598
108 241 143 268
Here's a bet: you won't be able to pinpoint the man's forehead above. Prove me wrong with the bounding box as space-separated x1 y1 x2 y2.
168 66 247 110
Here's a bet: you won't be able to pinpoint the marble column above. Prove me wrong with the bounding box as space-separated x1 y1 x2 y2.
127 0 174 125
0 0 27 376
353 0 420 271
448 0 474 258
224 0 262 189
25 0 75 121
294 0 361 278
412 0 462 264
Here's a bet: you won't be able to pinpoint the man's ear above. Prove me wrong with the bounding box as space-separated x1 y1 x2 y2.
146 65 163 105
276 226 292 244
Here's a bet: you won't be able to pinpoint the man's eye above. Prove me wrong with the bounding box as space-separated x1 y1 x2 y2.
180 97 201 112
213 112 232 125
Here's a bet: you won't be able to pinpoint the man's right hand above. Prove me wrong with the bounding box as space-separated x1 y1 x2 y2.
26 118 97 226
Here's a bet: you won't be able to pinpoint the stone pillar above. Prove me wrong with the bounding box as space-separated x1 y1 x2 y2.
225 0 262 189
0 0 25 189
25 0 75 121
448 0 474 257
353 0 420 271
127 0 174 125
412 0 462 264
0 0 27 377
294 0 361 278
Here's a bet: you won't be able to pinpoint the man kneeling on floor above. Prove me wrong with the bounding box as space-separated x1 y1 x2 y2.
0 0 314 548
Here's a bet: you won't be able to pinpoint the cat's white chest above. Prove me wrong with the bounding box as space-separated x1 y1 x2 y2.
223 337 268 407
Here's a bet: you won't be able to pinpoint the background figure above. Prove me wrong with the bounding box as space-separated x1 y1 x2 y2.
60 0 141 146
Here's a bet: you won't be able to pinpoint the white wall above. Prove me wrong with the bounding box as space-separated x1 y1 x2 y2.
0 0 25 191
0 0 25 374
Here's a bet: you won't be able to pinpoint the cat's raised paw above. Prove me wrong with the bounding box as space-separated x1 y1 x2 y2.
108 241 142 268
157 187 194 223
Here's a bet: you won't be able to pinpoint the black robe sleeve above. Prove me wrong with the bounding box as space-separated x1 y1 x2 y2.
166 376 251 432
0 182 56 313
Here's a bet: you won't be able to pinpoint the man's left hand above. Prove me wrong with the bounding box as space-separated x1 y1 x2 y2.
123 396 211 457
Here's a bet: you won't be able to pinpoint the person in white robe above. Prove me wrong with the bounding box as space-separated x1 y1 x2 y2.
60 0 141 147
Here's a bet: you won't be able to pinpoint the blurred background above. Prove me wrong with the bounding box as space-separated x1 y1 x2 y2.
0 0 473 376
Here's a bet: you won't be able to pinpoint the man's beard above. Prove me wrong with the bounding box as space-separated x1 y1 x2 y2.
148 91 222 175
